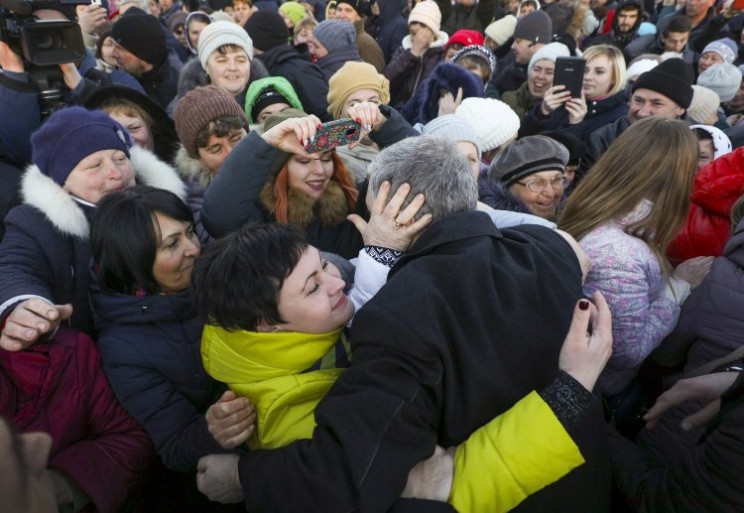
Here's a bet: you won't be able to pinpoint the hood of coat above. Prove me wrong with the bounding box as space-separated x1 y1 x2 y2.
377 0 407 23
174 144 215 190
401 29 448 50
21 145 187 240
693 146 744 216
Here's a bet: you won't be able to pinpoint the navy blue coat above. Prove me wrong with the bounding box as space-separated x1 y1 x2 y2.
521 91 628 138
91 284 233 472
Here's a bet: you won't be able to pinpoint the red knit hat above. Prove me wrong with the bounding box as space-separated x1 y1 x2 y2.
445 30 484 52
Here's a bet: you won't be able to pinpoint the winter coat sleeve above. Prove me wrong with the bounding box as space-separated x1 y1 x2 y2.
236 308 444 513
449 372 591 512
607 395 744 513
0 207 57 320
48 332 152 513
0 72 41 166
582 234 681 394
97 331 230 472
200 131 281 238
384 47 419 85
369 105 419 147
521 104 567 137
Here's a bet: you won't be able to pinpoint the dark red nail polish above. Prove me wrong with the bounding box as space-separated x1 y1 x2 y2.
355 117 362 124
317 123 322 129
579 300 589 310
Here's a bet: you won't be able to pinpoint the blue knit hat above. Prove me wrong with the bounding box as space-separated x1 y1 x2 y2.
313 20 356 53
31 107 132 186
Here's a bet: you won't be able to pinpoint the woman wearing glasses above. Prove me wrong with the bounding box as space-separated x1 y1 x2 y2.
482 135 569 221
560 118 714 409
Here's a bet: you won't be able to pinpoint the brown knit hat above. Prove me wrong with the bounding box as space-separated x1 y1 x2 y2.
327 61 390 119
174 85 249 157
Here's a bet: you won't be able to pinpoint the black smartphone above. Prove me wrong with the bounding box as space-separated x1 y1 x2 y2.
553 56 586 98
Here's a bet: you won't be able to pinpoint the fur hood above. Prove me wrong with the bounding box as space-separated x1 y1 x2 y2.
21 146 186 239
174 144 215 190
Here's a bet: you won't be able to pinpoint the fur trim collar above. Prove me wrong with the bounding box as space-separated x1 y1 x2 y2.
174 144 215 189
401 30 448 50
21 146 186 239
259 179 350 228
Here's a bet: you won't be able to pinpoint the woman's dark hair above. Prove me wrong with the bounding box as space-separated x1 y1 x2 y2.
693 127 713 142
192 223 308 331
91 185 194 295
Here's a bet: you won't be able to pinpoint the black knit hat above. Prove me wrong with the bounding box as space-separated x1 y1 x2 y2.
112 13 168 65
253 88 292 119
632 58 694 109
489 135 569 186
513 10 552 44
244 10 288 52
337 0 365 15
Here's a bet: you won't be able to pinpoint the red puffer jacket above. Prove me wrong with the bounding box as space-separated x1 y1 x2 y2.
668 147 744 265
0 327 152 513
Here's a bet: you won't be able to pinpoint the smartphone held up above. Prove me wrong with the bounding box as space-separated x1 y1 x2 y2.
304 119 362 154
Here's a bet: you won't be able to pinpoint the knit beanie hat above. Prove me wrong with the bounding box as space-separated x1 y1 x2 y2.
408 1 441 34
313 20 356 53
112 13 168 65
336 0 365 16
625 58 658 80
687 85 720 124
455 97 520 152
31 107 132 187
279 1 308 26
198 21 254 69
327 61 390 119
421 114 481 158
702 38 737 64
174 85 249 157
245 76 304 123
263 108 308 132
632 58 694 109
697 63 742 103
513 10 552 44
690 124 732 160
244 9 289 51
452 45 496 75
445 30 485 52
527 41 569 74
488 135 568 186
485 15 517 46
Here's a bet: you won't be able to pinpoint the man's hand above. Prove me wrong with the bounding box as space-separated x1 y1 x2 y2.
0 40 25 73
401 446 454 502
0 299 73 351
558 291 613 392
58 62 82 90
76 4 110 36
196 454 243 503
205 390 256 449
644 372 739 431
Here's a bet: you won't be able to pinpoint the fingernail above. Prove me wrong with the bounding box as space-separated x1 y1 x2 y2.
25 329 34 339
355 117 362 124
579 300 589 310
316 123 322 129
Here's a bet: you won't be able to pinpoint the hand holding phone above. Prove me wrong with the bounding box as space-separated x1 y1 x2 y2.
304 119 361 153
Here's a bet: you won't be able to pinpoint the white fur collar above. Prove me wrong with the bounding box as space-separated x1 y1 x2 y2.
401 30 448 50
21 145 187 239
174 144 215 190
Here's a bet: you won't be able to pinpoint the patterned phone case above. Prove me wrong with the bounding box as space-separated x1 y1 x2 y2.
305 119 361 153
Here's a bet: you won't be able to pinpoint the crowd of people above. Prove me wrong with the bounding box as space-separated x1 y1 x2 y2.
1 0 744 510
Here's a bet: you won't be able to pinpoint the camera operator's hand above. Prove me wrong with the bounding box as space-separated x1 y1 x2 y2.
0 41 25 73
58 62 82 90
77 4 110 37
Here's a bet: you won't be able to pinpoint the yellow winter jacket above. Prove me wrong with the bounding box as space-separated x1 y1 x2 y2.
201 324 585 512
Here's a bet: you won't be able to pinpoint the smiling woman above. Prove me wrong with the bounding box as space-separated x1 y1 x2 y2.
197 21 255 101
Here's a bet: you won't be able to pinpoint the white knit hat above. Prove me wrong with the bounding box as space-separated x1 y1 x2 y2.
422 114 481 157
408 1 442 34
484 15 517 46
456 97 520 152
690 124 732 160
528 42 569 75
697 63 742 103
626 58 658 81
688 85 721 125
198 20 254 70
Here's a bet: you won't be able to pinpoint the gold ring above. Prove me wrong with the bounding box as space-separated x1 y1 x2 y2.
395 221 404 229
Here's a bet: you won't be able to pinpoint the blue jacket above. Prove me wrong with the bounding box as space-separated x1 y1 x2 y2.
91 284 234 472
522 91 628 138
0 147 186 331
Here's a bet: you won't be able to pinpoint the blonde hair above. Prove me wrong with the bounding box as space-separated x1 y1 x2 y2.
98 98 154 131
293 16 318 37
582 44 627 97
559 117 697 271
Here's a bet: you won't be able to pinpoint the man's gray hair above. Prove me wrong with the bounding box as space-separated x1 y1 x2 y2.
368 135 478 220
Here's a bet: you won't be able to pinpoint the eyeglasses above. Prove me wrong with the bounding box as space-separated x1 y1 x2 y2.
515 175 566 193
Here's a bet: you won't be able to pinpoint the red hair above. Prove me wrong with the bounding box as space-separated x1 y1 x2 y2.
272 152 358 223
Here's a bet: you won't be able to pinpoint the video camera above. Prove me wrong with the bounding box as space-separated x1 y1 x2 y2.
0 0 89 113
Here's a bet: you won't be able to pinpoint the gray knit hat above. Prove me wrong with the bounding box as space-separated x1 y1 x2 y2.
488 135 568 186
313 20 356 53
197 20 254 70
513 10 552 44
697 63 742 103
422 114 481 158
528 41 569 74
